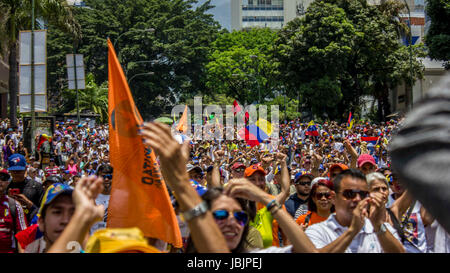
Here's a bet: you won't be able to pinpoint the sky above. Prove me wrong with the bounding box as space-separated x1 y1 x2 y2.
196 0 231 31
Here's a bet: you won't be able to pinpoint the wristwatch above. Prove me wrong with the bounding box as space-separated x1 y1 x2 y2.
182 201 209 221
375 223 387 235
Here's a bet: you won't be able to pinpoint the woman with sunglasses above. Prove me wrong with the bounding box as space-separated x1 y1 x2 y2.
185 187 263 253
296 179 335 230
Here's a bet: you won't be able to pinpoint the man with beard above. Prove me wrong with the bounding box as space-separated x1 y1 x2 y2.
285 172 313 219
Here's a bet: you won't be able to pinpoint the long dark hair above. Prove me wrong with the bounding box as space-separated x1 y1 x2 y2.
185 187 252 253
308 179 335 213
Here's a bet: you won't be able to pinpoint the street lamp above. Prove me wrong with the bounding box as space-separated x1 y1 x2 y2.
113 28 155 49
128 72 154 85
125 60 159 78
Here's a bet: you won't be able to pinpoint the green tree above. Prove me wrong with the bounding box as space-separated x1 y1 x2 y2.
46 0 220 120
0 0 80 128
61 73 108 123
425 0 450 68
205 28 279 105
273 2 357 119
273 0 425 121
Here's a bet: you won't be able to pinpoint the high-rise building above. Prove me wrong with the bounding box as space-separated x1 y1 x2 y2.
231 0 314 30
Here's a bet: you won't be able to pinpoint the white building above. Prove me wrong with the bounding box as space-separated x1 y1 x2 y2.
231 0 314 30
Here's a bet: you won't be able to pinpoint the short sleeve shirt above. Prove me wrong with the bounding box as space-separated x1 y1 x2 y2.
305 214 401 253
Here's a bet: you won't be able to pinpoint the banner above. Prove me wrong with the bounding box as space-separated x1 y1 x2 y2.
106 38 182 248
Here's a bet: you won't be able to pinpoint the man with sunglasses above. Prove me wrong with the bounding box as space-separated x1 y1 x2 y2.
286 171 313 219
230 162 246 179
305 169 405 253
90 164 113 234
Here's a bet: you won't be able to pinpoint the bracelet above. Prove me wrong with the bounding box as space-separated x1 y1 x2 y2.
266 199 281 212
266 199 277 211
181 201 209 222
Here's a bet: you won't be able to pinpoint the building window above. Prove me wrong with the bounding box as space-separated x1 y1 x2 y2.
242 16 284 22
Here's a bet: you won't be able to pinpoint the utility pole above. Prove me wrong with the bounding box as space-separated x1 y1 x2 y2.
73 44 80 124
30 0 36 156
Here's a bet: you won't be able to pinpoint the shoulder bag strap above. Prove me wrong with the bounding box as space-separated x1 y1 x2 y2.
304 212 312 225
7 197 19 253
386 207 406 243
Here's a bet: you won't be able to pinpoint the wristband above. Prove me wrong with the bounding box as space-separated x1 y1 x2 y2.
266 199 281 212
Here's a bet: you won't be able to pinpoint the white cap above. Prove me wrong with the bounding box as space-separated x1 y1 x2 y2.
311 177 327 187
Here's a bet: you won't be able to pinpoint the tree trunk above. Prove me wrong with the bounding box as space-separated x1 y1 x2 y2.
382 85 391 121
8 42 18 128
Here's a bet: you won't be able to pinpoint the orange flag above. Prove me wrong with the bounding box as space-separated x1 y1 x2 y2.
175 105 188 133
106 38 182 248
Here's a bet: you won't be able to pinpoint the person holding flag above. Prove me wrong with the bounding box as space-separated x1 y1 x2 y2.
305 121 319 137
347 112 354 130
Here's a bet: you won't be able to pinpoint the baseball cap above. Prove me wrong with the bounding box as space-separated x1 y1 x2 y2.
38 183 73 216
85 228 160 253
232 162 246 170
329 163 349 173
186 164 202 173
244 164 266 177
357 154 377 168
311 177 328 187
0 169 10 181
8 154 27 171
44 175 63 185
294 171 314 182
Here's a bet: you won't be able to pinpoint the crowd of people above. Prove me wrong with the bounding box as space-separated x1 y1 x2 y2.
0 115 449 253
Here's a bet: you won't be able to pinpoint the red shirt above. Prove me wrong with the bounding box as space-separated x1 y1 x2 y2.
0 195 28 253
45 166 60 176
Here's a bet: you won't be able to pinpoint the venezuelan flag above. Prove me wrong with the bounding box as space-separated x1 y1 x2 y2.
361 136 379 145
305 121 319 136
347 112 354 130
238 118 273 147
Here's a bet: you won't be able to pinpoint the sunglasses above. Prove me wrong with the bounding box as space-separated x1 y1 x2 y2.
102 174 112 180
315 192 331 199
295 181 311 186
234 168 245 172
212 210 249 226
340 189 369 200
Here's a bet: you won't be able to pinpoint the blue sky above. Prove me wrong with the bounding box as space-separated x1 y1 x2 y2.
196 0 231 31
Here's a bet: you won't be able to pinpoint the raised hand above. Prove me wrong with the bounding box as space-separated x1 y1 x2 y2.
213 150 225 164
349 198 370 234
368 192 387 230
72 175 105 226
224 178 271 205
140 122 191 191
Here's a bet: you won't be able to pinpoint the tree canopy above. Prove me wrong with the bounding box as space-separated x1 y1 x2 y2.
47 0 221 119
425 0 450 68
273 0 425 121
205 27 279 105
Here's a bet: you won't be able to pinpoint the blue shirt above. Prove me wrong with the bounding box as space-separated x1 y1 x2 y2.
285 193 308 218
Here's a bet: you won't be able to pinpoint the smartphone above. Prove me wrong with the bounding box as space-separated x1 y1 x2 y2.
9 188 20 195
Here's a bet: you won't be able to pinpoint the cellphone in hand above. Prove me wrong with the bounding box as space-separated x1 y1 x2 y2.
9 188 20 195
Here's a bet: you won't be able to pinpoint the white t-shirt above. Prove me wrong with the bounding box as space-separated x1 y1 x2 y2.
90 194 110 235
402 202 427 253
305 214 401 253
434 222 450 253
